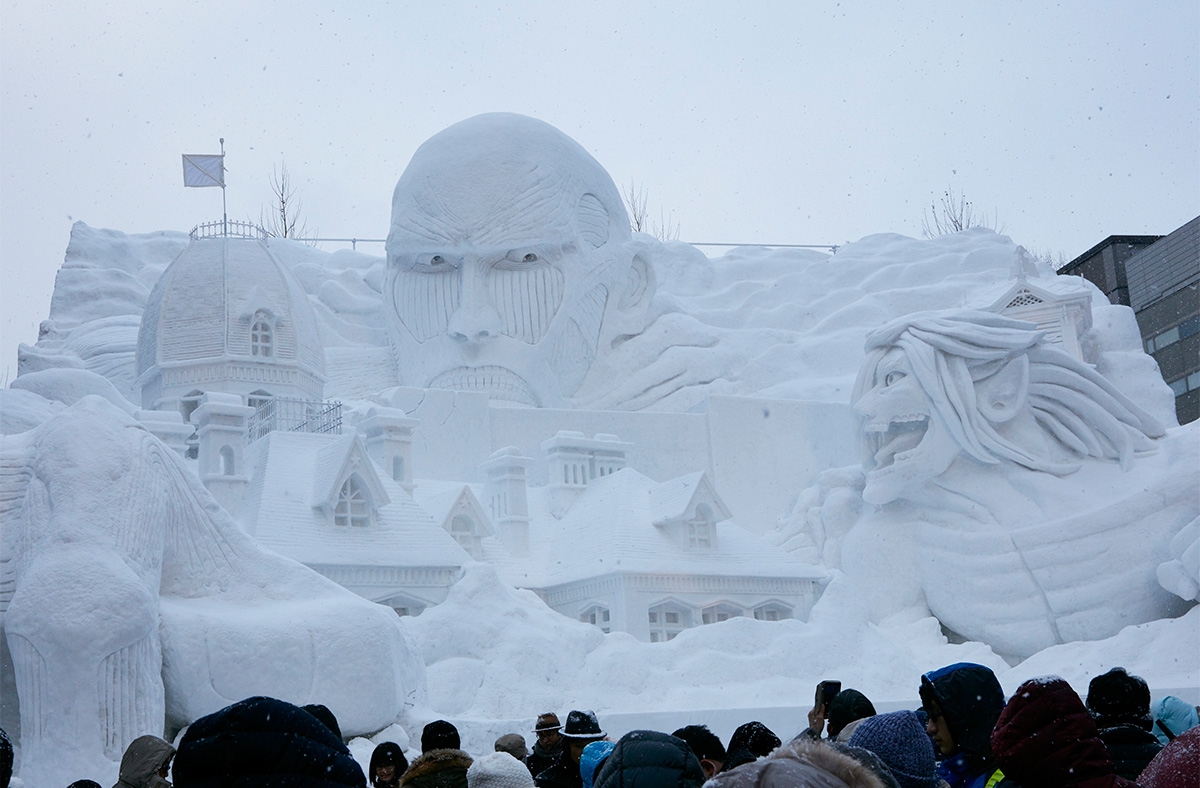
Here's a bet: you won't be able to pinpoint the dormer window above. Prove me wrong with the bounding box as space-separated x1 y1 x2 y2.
753 602 793 622
334 474 371 527
687 503 715 548
701 602 743 625
251 314 273 357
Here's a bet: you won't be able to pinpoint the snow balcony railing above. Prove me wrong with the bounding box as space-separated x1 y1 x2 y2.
248 397 343 442
189 220 269 242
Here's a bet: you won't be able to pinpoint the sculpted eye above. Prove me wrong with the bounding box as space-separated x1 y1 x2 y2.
506 249 542 265
884 371 905 386
429 255 446 266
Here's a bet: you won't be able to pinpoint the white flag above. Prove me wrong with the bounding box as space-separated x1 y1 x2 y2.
182 154 225 187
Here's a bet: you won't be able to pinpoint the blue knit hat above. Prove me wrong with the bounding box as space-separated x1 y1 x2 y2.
580 740 615 788
847 710 938 788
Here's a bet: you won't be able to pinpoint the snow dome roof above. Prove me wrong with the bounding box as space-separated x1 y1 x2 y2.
136 236 325 378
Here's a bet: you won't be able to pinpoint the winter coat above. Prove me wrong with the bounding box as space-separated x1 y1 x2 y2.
706 738 887 788
172 695 366 787
1137 726 1200 788
1094 725 1162 782
991 676 1135 788
527 742 565 780
113 735 175 788
592 731 703 788
918 663 1008 788
402 749 474 788
1151 696 1200 746
534 752 583 788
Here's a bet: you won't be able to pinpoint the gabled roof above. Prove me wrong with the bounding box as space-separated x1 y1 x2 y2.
647 470 731 526
240 431 471 567
413 484 493 538
975 274 1092 313
486 467 822 589
311 434 390 512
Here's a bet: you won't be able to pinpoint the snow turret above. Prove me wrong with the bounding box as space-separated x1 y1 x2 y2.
135 225 325 417
193 391 254 515
541 431 632 518
481 446 533 555
356 407 419 493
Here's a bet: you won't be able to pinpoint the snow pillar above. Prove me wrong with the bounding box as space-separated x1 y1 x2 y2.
356 407 419 494
481 447 533 555
136 409 194 457
193 391 254 516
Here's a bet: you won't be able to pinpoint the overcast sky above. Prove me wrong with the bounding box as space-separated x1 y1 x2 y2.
2 1 1197 381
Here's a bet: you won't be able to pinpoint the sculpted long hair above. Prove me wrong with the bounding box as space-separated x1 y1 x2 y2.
853 310 1163 474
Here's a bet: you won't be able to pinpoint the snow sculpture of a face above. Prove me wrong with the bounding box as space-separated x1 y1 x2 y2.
385 113 652 408
852 310 1162 505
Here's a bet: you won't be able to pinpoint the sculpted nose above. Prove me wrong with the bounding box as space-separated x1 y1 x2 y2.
447 267 504 342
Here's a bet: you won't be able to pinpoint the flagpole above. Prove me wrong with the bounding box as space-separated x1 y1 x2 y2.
220 138 227 236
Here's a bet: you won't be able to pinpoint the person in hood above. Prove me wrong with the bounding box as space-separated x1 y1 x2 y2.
706 737 887 788
992 676 1135 788
1136 726 1200 788
579 741 615 788
592 731 703 788
918 663 1014 788
1150 696 1200 746
372 742 410 788
403 723 473 788
1086 667 1163 781
722 722 781 772
113 735 175 788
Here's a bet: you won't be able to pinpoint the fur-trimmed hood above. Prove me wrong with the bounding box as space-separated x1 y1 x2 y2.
401 748 474 788
709 738 887 788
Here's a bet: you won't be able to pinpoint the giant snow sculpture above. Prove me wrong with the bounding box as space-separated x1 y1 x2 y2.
793 310 1196 660
0 396 420 787
384 113 656 408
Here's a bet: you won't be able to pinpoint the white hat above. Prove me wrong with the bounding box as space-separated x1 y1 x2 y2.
467 752 535 788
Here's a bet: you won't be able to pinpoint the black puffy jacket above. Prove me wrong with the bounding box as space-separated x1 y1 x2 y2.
173 696 366 787
594 731 704 788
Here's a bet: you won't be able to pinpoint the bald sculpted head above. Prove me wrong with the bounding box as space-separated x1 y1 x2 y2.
385 113 653 407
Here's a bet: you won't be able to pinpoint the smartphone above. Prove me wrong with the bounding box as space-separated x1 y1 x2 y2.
815 680 841 708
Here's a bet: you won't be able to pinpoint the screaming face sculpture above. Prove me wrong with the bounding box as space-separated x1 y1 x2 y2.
385 114 653 407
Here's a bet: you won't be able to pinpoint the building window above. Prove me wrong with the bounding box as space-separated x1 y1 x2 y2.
334 475 370 527
1146 314 1200 354
648 602 692 642
219 445 235 476
687 503 715 549
392 456 404 483
251 317 273 357
753 602 793 622
450 514 478 556
580 605 611 634
247 389 273 411
701 603 743 625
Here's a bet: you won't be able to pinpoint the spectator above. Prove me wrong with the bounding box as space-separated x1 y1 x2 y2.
0 726 11 788
918 662 1013 788
1086 667 1163 781
803 690 877 742
671 725 726 779
468 753 535 788
534 711 606 788
707 736 887 788
404 722 473 788
172 696 365 787
68 782 104 788
847 710 941 788
1137 726 1200 788
580 741 615 788
992 676 1136 788
372 742 410 788
114 735 175 788
304 703 345 741
1150 695 1200 746
496 734 529 762
722 721 781 772
526 714 565 780
593 731 703 788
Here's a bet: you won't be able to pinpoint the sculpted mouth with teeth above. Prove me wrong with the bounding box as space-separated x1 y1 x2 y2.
429 365 539 407
863 413 930 473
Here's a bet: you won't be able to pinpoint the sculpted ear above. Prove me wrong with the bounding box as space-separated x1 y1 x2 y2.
976 354 1029 423
618 254 655 311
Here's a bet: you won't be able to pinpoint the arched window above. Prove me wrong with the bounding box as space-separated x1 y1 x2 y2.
753 602 793 622
701 602 743 625
392 455 404 483
687 503 715 549
251 316 273 357
648 602 692 643
580 605 611 634
450 515 475 549
334 475 370 527
219 445 235 476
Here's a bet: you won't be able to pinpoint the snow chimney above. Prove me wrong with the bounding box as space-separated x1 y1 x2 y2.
542 431 633 518
356 407 419 493
481 446 533 555
193 391 254 515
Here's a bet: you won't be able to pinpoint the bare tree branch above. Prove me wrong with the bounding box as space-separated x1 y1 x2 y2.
922 185 1005 238
623 179 680 240
260 162 317 244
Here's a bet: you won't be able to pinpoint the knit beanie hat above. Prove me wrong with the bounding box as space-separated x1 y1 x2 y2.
423 720 462 752
847 710 939 788
468 752 535 788
1087 667 1153 731
580 740 616 788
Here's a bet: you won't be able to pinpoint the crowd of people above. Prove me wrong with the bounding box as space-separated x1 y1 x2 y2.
3 662 1196 788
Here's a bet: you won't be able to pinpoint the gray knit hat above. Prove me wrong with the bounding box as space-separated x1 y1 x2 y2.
847 710 939 788
468 752 535 788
